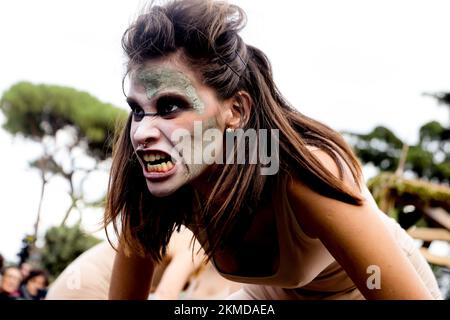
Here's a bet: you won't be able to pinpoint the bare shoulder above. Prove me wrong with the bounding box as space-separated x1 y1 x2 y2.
307 145 361 189
285 146 364 238
285 148 435 299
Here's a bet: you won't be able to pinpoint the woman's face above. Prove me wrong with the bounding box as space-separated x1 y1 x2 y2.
1 268 22 293
26 275 46 296
128 58 230 197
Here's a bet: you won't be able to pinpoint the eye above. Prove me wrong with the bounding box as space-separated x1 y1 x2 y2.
132 107 145 122
156 96 189 117
127 100 145 122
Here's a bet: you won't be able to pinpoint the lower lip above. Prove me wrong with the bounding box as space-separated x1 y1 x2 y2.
142 162 177 180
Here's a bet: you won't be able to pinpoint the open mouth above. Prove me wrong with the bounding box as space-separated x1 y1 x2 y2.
138 150 175 173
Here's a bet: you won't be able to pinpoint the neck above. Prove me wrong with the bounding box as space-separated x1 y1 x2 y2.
190 163 227 202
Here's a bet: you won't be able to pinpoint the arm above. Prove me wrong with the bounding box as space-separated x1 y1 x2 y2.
287 149 434 299
109 242 155 300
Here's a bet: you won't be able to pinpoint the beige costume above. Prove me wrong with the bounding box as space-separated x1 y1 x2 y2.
46 228 240 300
46 241 115 300
222 177 442 300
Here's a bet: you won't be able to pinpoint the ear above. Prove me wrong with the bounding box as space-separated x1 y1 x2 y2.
226 90 253 129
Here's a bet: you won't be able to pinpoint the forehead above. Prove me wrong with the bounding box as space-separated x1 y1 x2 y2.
5 268 21 277
31 275 46 282
129 59 200 90
136 66 191 86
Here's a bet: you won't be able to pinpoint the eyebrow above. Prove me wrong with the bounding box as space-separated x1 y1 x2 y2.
157 92 191 103
127 92 192 108
126 97 141 108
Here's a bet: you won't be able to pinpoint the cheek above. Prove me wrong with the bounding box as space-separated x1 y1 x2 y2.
8 279 19 287
164 115 223 144
202 98 223 118
190 89 224 120
129 123 139 148
159 115 202 142
189 102 225 130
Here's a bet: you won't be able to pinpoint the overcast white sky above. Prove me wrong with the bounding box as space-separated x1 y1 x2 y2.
1 0 449 262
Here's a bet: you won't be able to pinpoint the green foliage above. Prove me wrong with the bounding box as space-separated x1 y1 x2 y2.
347 121 450 183
346 90 450 182
406 145 434 178
368 172 450 211
433 162 450 182
359 126 404 147
40 224 101 281
0 81 127 159
0 81 128 243
367 172 450 229
419 121 444 143
346 126 402 171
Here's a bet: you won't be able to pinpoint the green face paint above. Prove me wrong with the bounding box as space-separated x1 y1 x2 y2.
136 66 205 113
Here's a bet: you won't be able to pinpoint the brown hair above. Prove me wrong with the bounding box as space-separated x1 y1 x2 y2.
21 269 49 287
105 0 363 261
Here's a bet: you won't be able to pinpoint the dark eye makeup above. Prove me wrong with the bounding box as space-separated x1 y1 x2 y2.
126 94 191 122
126 99 145 121
156 95 190 117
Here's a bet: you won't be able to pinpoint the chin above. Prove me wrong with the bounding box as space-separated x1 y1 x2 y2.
146 184 177 197
145 179 184 198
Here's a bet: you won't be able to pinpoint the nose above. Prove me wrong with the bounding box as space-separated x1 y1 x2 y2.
132 116 162 146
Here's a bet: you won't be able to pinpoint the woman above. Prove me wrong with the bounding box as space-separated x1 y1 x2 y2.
0 266 22 300
105 0 441 299
18 269 48 300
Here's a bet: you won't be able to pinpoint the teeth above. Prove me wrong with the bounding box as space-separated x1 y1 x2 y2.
143 152 171 162
146 160 175 173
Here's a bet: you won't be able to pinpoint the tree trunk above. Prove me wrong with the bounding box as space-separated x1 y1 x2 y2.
60 200 76 227
32 161 48 244
395 144 409 177
60 171 77 226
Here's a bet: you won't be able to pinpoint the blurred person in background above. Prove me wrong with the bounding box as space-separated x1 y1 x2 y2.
18 269 49 300
19 262 32 280
0 266 22 300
